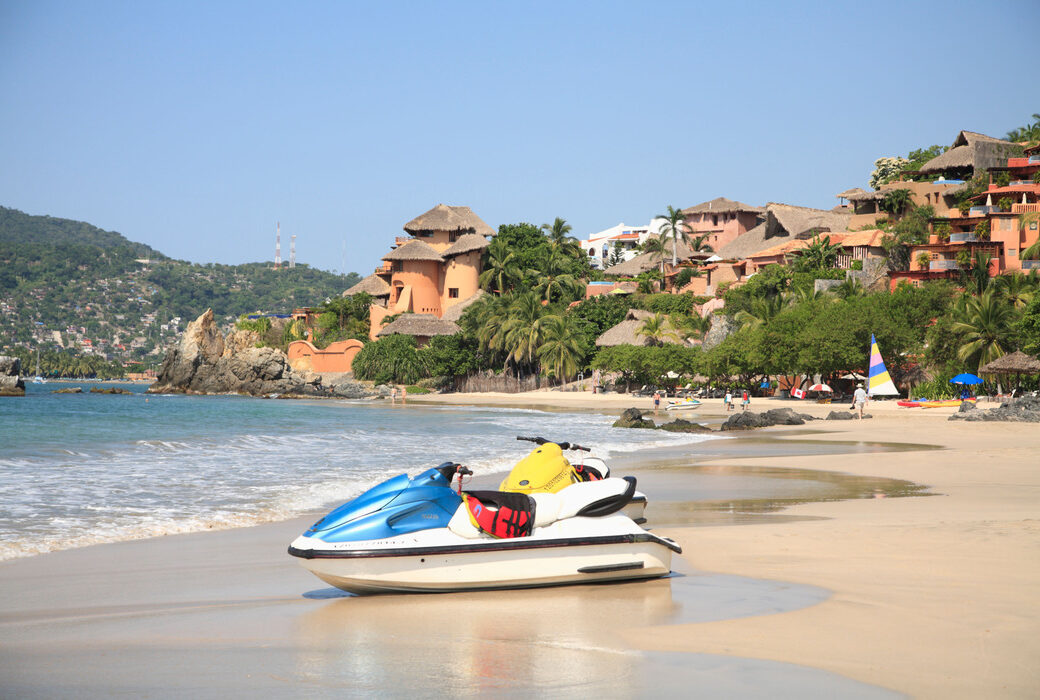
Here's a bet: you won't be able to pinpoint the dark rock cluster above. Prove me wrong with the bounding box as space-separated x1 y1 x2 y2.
0 356 25 397
949 395 1040 422
613 408 657 429
720 407 816 431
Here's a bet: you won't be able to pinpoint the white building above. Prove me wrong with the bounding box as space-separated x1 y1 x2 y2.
579 218 667 269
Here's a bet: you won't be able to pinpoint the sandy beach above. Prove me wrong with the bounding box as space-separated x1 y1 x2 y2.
2 392 1037 697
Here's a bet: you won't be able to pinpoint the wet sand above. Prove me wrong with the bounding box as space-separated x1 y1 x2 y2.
2 394 1038 697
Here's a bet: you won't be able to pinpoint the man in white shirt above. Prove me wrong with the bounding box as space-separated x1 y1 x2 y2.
853 383 868 419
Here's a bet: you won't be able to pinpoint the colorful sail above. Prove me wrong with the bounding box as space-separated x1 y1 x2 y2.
868 334 899 396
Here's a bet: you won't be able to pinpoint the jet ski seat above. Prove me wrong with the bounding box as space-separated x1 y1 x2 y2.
448 477 637 539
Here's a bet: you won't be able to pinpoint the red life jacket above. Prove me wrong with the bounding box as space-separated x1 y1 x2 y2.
462 491 535 539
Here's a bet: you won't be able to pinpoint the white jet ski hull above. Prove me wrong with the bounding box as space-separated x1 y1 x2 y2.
289 514 679 594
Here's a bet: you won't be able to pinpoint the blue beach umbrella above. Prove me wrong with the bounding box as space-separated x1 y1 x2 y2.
949 373 983 385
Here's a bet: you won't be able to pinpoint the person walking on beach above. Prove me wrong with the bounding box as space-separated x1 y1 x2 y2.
653 390 661 415
853 383 868 419
724 390 733 411
741 389 749 411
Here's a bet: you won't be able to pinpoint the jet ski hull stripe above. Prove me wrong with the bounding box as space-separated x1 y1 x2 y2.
288 532 681 560
577 561 645 574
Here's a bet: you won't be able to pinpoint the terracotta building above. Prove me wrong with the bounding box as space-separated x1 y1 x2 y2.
354 204 494 340
681 197 763 252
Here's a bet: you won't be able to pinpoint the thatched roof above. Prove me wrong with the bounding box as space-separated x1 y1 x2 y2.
840 229 885 247
376 313 460 338
845 189 885 202
978 350 1040 375
747 238 810 260
767 203 851 240
602 234 704 277
404 204 495 237
682 197 763 215
836 187 868 200
918 131 1019 175
714 203 850 261
442 233 491 257
441 290 485 322
595 310 685 347
342 273 391 297
383 239 445 262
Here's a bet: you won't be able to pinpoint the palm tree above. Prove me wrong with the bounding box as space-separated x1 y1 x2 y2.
500 293 548 375
638 236 668 275
951 289 1014 372
995 272 1035 309
966 251 994 296
657 205 692 269
833 278 866 300
533 248 584 303
689 234 714 254
796 235 843 271
479 238 520 295
636 313 680 346
537 314 584 383
541 217 581 257
734 295 786 331
880 188 913 216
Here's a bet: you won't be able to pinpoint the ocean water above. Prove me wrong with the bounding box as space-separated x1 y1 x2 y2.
0 383 717 560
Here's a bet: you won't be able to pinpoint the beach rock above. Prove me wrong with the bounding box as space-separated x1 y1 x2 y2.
720 407 814 430
613 408 656 429
90 386 133 394
958 400 978 412
150 309 330 398
949 395 1040 422
0 356 26 397
826 411 872 420
701 316 736 352
658 418 712 433
329 380 380 399
52 387 83 393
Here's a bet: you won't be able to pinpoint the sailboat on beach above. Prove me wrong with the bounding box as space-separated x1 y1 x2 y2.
867 334 899 396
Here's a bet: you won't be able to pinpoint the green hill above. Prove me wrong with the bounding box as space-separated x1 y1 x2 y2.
0 206 362 365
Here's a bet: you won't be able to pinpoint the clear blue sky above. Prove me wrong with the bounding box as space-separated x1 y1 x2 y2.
2 0 1037 274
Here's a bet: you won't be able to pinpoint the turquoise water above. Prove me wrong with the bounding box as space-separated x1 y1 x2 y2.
0 383 716 560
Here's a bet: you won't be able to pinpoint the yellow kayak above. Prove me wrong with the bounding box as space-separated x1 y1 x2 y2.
920 398 976 408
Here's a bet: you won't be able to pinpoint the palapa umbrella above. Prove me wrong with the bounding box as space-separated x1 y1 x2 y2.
978 351 1040 393
807 383 833 392
949 373 983 385
840 372 867 381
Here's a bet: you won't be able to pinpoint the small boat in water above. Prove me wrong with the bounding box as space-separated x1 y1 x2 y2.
288 439 675 594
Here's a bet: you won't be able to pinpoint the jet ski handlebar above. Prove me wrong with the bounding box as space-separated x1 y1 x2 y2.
516 436 591 453
435 463 473 481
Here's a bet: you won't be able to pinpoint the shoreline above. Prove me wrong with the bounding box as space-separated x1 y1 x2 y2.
1 393 1036 696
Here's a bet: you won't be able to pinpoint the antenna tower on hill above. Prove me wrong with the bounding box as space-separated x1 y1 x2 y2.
290 234 296 268
275 222 282 268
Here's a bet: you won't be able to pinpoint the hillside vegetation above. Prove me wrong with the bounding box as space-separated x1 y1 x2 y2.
0 206 361 368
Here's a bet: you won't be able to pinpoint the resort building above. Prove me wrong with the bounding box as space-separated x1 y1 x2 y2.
841 181 963 230
579 219 665 270
345 204 495 340
716 203 851 261
681 197 763 252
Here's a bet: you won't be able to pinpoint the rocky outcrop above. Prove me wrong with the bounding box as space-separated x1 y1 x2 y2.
949 395 1040 422
90 386 134 394
701 316 736 352
658 418 713 433
613 408 656 429
0 356 26 397
149 309 329 397
52 387 83 394
958 400 978 413
720 407 815 431
825 410 872 420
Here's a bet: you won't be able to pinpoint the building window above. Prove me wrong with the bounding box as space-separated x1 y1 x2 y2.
713 215 719 226
448 288 459 299
1009 249 1018 257
392 261 403 272
449 231 459 242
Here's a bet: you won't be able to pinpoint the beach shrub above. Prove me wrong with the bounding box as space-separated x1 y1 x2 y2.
236 315 272 334
352 334 429 385
404 385 431 394
908 373 957 400
420 333 481 378
636 292 697 316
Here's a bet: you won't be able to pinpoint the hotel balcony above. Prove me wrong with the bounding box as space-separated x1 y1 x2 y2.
1012 203 1040 214
949 233 979 243
929 260 960 271
1023 260 1040 271
969 205 998 216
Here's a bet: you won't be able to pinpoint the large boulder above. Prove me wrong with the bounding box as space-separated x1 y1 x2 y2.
950 395 1040 422
658 418 713 433
826 410 872 420
720 407 815 431
613 408 656 429
0 356 26 397
149 310 329 397
701 315 736 352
